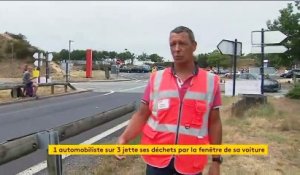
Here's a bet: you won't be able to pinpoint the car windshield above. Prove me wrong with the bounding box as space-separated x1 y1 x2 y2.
237 73 261 80
249 67 277 75
264 67 277 74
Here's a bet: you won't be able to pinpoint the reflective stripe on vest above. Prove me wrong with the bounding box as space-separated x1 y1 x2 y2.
147 70 215 138
150 90 179 101
150 70 165 117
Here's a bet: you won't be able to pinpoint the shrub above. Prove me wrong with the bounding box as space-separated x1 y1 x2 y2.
286 84 300 99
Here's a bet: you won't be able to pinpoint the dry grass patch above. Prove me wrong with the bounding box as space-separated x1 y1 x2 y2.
64 96 300 175
95 156 145 175
52 70 106 81
0 86 74 103
220 97 300 174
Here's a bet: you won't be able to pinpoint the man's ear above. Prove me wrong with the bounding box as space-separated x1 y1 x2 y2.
193 41 197 52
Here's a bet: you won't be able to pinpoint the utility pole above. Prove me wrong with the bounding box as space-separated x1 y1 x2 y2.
66 40 74 82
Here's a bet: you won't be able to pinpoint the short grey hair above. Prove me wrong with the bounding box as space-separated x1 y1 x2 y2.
170 26 195 42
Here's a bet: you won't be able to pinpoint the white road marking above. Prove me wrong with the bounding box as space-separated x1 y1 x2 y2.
118 85 146 92
17 120 130 175
103 90 115 96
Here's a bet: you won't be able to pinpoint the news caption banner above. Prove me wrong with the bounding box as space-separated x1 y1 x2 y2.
49 144 268 155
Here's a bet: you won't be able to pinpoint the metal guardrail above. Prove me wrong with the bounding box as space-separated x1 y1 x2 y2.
0 102 136 174
0 82 76 97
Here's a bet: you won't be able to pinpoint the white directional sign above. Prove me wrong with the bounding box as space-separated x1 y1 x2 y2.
33 52 39 59
40 53 45 59
252 30 287 45
251 45 288 54
48 53 53 61
34 60 42 67
217 40 242 56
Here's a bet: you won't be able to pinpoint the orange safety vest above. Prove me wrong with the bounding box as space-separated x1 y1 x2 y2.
141 67 218 174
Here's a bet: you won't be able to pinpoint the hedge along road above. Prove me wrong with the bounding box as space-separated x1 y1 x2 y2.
0 80 148 175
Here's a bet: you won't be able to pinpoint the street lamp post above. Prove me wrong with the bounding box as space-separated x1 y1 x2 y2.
68 40 74 61
66 40 74 82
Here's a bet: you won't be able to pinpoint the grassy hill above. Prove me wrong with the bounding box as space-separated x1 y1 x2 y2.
0 32 39 78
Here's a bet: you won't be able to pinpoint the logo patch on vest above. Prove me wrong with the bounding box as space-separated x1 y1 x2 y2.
157 99 170 110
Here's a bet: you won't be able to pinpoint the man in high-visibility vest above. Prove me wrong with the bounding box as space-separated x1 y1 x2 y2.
117 26 222 175
152 66 157 73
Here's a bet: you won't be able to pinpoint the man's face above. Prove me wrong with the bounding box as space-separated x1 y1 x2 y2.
169 32 197 64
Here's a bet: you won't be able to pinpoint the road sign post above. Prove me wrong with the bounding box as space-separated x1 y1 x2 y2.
217 39 242 96
66 61 69 82
261 29 265 95
233 39 238 96
33 52 43 83
38 53 41 83
251 29 287 94
45 52 53 83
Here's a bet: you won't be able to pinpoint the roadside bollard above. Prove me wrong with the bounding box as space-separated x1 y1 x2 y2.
105 67 110 80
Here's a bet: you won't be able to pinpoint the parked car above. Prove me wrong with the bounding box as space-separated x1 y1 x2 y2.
280 69 300 78
217 68 230 75
131 65 151 73
119 66 132 73
224 71 240 78
157 66 165 70
236 73 281 92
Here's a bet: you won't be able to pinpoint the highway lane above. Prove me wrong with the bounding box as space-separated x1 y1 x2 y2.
0 91 142 143
0 75 149 174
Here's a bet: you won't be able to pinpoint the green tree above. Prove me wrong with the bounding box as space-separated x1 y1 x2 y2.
137 52 149 61
70 50 86 60
52 52 60 62
108 51 118 59
93 51 106 60
196 53 209 68
266 2 300 67
149 53 163 63
117 50 135 64
5 40 34 59
207 50 231 69
57 49 69 61
4 33 37 59
296 0 300 10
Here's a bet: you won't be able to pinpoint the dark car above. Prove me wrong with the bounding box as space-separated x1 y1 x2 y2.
156 66 165 70
280 69 300 78
131 65 151 73
119 66 131 73
237 73 281 92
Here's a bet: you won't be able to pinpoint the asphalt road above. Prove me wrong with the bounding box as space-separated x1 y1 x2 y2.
0 73 150 175
0 72 290 174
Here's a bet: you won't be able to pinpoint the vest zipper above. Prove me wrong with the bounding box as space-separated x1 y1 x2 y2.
175 100 183 144
174 77 194 144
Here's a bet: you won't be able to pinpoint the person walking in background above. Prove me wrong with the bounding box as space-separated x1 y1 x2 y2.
152 65 157 73
22 64 38 97
117 26 222 175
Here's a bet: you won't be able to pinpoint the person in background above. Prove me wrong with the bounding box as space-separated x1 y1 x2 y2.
23 64 38 97
152 65 157 73
117 26 222 175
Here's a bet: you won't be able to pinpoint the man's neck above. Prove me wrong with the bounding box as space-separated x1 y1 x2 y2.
174 61 195 80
